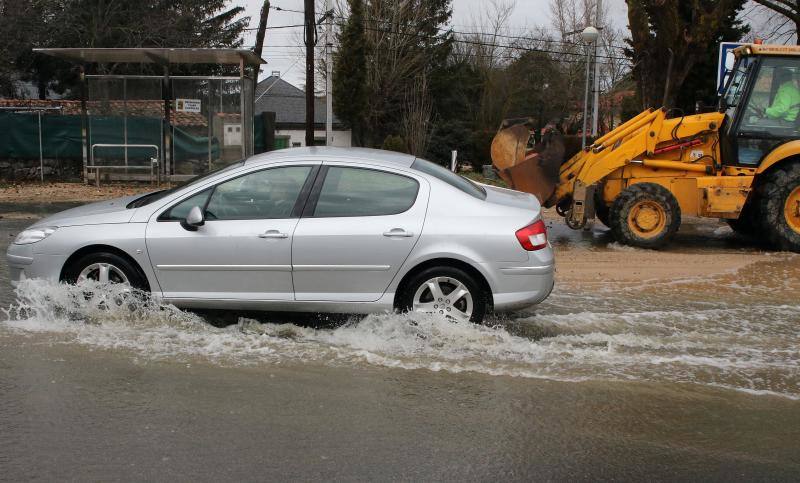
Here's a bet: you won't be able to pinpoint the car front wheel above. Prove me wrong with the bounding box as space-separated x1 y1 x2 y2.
62 251 149 291
397 266 488 324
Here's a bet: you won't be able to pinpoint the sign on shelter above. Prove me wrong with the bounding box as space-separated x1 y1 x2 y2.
175 99 202 113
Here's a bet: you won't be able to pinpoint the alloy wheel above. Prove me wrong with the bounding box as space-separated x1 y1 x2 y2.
77 262 130 285
412 276 474 322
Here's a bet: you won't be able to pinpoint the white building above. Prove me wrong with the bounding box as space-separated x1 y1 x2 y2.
254 74 352 148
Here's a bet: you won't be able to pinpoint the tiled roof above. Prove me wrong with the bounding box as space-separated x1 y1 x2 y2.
254 76 343 127
0 99 210 127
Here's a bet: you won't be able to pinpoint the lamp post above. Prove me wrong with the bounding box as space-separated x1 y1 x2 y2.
581 26 599 149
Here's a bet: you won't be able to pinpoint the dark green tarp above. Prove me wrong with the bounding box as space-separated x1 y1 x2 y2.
254 114 265 153
0 113 82 159
0 112 219 162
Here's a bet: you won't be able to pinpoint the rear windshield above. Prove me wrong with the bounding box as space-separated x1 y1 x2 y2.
127 161 245 208
411 158 486 199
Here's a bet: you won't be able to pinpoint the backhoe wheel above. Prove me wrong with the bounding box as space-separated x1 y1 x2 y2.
595 191 611 227
757 162 800 252
609 183 681 249
726 201 761 239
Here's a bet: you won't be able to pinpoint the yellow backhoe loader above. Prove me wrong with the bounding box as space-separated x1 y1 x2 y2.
491 43 800 251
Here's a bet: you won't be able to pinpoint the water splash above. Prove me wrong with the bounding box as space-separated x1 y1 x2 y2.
3 278 799 399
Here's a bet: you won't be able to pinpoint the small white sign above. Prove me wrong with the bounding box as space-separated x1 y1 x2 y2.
224 123 242 146
175 98 201 113
690 149 705 160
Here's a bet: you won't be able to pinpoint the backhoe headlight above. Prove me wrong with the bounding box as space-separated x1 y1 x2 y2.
13 226 58 245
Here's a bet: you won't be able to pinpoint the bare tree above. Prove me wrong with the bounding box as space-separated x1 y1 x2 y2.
549 0 629 132
743 2 797 44
454 0 517 133
749 0 800 45
599 25 629 129
402 75 433 156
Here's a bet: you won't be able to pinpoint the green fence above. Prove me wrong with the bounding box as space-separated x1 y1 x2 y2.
0 112 222 163
0 112 82 159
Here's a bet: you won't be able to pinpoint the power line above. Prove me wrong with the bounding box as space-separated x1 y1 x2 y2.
269 5 304 14
332 15 629 51
242 23 305 31
350 23 630 62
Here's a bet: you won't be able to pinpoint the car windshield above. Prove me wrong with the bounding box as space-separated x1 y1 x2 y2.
411 158 486 199
127 161 245 208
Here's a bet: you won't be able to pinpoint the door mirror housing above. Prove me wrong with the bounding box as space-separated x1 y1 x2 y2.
180 206 205 231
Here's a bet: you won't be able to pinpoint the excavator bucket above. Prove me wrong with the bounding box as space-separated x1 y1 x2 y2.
490 124 565 206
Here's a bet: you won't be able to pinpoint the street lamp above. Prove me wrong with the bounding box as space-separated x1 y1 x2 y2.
581 26 600 43
581 26 599 149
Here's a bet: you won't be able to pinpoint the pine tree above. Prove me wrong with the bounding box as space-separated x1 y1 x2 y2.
333 0 369 146
3 0 249 98
626 0 750 111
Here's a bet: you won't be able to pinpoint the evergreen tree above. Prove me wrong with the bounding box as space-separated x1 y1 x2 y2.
626 0 749 112
333 0 369 146
1 0 248 98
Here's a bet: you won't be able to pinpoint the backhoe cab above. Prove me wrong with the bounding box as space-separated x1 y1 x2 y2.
492 43 800 251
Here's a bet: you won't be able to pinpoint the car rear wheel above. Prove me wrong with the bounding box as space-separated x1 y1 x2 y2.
63 252 149 291
397 266 488 324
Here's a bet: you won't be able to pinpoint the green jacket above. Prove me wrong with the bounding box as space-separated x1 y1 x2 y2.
765 81 800 122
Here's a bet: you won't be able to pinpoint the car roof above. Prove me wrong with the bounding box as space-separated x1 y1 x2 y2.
245 147 417 169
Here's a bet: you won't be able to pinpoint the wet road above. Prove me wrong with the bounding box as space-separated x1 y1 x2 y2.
1 203 799 480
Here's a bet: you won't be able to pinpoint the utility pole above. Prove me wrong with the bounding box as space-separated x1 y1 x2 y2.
304 0 315 146
579 26 599 148
582 47 591 148
324 0 333 146
253 1 270 76
591 0 602 137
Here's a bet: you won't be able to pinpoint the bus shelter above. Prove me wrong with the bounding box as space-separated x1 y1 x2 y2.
35 48 265 184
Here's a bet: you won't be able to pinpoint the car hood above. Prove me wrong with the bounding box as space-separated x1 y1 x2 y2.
481 184 541 213
30 195 142 228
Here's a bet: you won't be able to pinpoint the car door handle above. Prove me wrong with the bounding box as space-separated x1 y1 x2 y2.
383 228 414 238
258 230 289 239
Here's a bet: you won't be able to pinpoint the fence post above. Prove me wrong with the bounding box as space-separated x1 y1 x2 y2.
264 111 276 152
38 110 44 183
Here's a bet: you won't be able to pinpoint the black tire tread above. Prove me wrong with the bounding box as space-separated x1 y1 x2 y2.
63 251 149 291
755 162 800 252
726 200 760 238
396 266 488 324
608 183 681 249
595 187 611 227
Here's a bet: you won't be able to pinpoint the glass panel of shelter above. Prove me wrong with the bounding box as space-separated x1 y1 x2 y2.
86 76 163 180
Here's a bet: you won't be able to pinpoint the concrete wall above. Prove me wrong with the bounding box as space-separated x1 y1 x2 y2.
275 129 352 148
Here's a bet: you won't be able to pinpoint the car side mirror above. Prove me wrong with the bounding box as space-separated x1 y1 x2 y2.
180 206 205 231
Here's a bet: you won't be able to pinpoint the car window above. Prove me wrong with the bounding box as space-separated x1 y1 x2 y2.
313 167 419 217
411 158 486 199
159 189 212 221
204 166 312 220
128 161 244 208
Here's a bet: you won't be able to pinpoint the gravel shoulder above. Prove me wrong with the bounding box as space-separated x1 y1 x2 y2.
0 182 154 203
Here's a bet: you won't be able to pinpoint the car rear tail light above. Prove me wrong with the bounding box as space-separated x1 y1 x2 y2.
516 220 548 251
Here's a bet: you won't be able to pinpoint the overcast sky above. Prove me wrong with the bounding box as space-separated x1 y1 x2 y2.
239 0 780 87
240 0 629 85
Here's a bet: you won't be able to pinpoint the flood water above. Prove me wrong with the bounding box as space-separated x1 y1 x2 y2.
1 204 799 480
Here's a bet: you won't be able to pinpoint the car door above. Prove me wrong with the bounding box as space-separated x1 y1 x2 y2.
292 164 429 302
145 163 318 301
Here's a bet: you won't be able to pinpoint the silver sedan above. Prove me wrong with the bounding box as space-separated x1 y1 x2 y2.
6 147 554 323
